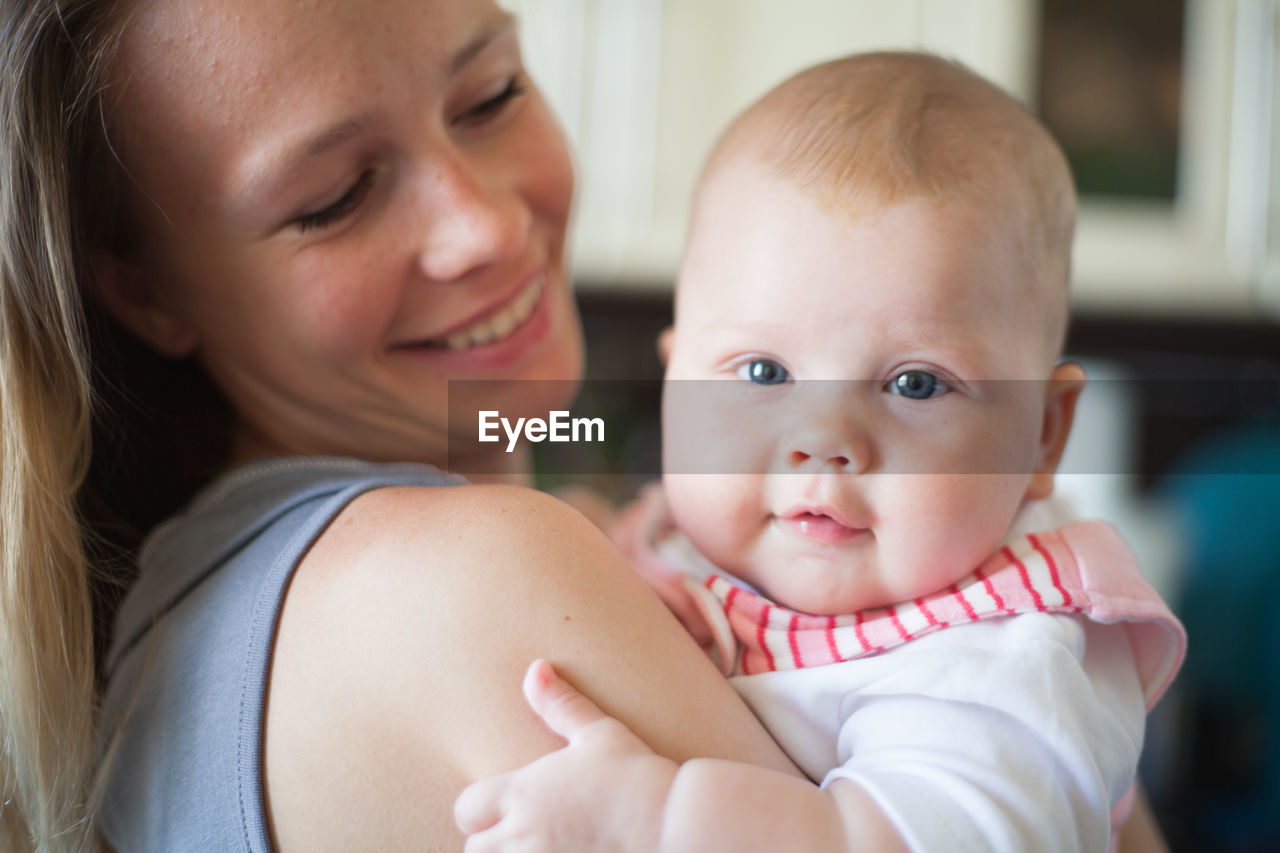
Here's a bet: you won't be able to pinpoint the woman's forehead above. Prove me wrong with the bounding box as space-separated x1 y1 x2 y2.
109 0 503 168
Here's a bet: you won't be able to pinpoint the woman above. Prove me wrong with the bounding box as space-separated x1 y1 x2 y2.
1 0 795 849
0 0 1173 850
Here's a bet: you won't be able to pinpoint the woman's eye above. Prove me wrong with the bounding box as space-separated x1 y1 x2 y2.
888 370 948 400
296 170 375 233
457 75 528 125
737 359 790 385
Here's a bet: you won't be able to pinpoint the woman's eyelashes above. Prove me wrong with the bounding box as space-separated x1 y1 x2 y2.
455 75 528 126
296 169 375 233
886 369 949 400
737 358 790 385
292 76 527 235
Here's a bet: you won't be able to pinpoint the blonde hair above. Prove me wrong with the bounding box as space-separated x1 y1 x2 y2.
709 51 1076 350
1 0 128 849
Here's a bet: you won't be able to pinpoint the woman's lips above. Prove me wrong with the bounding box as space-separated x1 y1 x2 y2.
426 273 545 350
779 511 869 544
389 272 556 372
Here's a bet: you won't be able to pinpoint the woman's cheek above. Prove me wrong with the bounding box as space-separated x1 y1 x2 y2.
520 96 575 226
287 252 398 358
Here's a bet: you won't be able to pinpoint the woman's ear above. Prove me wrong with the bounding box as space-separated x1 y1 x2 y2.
91 251 198 358
1024 361 1086 502
656 327 674 366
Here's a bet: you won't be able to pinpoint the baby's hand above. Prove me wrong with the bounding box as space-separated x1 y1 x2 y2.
454 660 678 853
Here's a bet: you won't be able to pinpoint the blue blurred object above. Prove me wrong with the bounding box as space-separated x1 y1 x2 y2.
1156 422 1280 852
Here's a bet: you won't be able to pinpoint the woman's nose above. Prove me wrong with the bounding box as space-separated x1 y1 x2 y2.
415 153 530 282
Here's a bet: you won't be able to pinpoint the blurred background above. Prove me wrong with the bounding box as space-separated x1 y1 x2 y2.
499 1 1280 848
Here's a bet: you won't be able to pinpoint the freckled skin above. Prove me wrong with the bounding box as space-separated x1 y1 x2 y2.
107 0 584 476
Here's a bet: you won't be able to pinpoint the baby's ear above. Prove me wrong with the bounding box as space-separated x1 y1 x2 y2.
1024 361 1086 502
655 326 674 366
91 250 198 358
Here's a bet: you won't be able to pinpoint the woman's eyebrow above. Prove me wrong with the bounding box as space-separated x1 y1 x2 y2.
297 113 377 162
451 12 516 74
281 15 516 165
233 14 517 209
233 110 382 210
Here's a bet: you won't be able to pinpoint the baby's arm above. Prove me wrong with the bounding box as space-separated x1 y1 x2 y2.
458 613 1147 852
455 660 907 853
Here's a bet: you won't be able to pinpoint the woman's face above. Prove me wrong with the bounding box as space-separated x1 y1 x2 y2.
106 0 583 469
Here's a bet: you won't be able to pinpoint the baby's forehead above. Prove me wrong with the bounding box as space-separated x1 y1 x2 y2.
670 292 1053 381
676 179 1066 370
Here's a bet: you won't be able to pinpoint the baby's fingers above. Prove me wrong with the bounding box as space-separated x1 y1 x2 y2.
454 774 508 836
522 659 610 743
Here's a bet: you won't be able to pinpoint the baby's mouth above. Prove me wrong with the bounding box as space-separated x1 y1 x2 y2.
425 274 544 350
778 510 870 545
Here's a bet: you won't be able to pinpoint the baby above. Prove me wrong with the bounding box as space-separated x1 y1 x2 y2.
456 52 1186 852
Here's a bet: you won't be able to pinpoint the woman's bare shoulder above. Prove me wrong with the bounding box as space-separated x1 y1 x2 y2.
298 482 602 582
271 483 629 676
262 482 794 850
262 483 636 849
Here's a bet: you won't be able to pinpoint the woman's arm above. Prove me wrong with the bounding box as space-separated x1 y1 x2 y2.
262 484 799 851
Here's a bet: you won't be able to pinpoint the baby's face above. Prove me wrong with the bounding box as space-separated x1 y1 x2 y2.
662 161 1066 615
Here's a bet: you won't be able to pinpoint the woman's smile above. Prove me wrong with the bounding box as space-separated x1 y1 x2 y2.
388 269 565 373
424 272 546 350
103 0 582 465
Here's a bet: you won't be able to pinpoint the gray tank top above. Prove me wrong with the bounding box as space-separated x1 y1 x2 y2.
100 457 462 851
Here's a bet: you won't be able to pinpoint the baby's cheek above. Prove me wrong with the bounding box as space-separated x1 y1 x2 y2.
664 474 759 568
916 475 1027 561
885 471 1013 571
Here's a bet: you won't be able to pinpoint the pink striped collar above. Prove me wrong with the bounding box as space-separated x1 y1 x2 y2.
614 486 1185 709
704 529 1103 677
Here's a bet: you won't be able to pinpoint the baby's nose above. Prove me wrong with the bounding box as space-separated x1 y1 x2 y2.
779 384 875 473
784 426 870 473
789 449 853 469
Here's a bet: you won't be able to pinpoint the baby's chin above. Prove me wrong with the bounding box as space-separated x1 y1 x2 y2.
748 559 972 616
733 564 882 617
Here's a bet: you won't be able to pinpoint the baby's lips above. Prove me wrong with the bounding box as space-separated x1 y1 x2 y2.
779 511 869 545
778 500 868 531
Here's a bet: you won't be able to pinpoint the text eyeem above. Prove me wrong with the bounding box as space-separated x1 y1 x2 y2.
478 410 605 453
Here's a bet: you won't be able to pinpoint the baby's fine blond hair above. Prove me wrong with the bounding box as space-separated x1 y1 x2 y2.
704 51 1076 354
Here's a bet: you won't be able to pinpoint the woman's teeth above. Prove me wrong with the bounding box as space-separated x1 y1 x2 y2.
434 276 544 350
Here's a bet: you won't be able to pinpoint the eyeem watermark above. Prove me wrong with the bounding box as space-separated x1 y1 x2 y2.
478 410 605 453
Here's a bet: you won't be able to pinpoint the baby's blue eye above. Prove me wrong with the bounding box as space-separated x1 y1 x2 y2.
889 370 947 399
738 359 790 385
